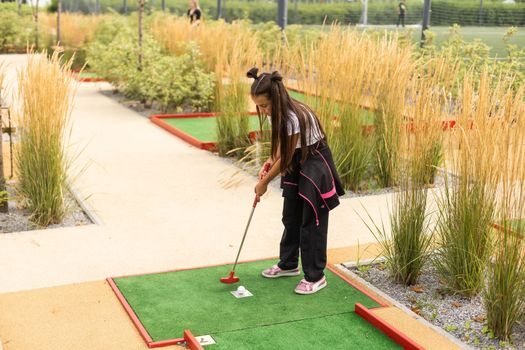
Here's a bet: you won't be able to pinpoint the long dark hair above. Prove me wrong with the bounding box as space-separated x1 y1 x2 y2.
247 67 325 172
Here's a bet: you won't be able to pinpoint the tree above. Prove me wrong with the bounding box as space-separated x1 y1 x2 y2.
138 0 144 70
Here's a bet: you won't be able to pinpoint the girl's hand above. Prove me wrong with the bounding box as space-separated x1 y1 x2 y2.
254 180 268 202
259 161 272 179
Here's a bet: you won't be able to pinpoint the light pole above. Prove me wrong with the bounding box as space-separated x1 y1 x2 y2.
278 0 287 30
362 0 368 26
420 0 431 48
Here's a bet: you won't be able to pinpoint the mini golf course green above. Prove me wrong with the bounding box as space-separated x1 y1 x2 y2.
74 71 105 82
510 219 525 234
150 90 376 151
150 113 268 151
163 115 264 143
109 259 407 349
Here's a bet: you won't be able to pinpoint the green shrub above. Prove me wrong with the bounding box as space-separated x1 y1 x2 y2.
140 42 215 112
87 20 214 112
0 11 35 52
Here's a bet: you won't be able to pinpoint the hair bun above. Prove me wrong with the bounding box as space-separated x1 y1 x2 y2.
270 71 282 82
247 67 259 80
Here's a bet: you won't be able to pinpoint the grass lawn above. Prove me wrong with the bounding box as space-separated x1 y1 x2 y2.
304 25 525 58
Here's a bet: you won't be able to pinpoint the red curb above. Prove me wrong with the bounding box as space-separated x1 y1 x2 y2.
148 338 186 348
106 278 157 345
355 303 425 350
492 223 523 239
77 77 106 82
184 330 205 350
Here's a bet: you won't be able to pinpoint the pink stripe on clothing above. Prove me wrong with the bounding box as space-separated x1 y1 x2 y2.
298 192 319 226
321 187 336 199
282 181 298 186
299 171 330 209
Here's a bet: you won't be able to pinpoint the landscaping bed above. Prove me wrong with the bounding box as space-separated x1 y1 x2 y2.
347 262 525 350
0 180 92 233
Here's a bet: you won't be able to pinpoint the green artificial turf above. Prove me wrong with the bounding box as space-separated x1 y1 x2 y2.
509 219 525 234
113 260 380 343
162 115 265 142
211 313 402 350
78 71 100 78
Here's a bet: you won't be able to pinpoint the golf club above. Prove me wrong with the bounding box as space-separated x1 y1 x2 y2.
220 162 271 284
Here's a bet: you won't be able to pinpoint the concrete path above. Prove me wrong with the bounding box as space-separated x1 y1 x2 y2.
0 54 391 293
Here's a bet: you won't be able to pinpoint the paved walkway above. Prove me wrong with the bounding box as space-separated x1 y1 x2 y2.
0 54 391 293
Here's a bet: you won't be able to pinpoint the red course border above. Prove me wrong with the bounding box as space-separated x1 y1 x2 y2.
493 223 523 239
107 260 422 349
150 112 259 152
355 303 425 350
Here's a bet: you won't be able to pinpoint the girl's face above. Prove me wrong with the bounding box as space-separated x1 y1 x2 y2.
251 94 271 116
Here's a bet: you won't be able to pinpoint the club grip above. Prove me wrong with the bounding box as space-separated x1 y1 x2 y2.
253 162 272 208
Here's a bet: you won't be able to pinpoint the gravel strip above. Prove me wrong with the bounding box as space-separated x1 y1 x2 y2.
0 180 92 233
346 262 525 350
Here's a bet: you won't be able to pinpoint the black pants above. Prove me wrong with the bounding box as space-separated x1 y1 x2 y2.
277 196 329 282
397 14 405 27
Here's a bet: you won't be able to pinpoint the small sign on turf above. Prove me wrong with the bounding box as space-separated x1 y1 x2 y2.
196 335 216 345
231 286 253 298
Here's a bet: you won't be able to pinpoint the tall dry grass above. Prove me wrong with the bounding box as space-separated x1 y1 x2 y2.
370 33 414 189
365 54 455 286
484 82 525 340
15 50 76 226
290 28 413 191
213 22 259 157
152 16 257 75
44 13 102 49
434 68 507 297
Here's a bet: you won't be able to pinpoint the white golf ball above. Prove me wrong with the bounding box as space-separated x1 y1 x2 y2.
237 286 246 294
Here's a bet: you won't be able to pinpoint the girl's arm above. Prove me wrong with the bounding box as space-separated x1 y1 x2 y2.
255 134 299 200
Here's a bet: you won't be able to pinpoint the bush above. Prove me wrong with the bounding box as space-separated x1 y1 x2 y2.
87 19 214 112
0 11 35 52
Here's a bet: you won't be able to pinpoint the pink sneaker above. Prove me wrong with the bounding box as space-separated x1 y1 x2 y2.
294 276 327 295
261 265 300 278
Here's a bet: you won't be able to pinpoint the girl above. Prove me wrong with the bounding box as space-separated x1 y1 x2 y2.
187 0 202 26
248 67 345 295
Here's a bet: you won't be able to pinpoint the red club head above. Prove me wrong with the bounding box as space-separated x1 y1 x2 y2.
220 271 239 284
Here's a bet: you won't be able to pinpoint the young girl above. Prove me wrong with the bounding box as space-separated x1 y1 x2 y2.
248 67 345 295
187 0 202 26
